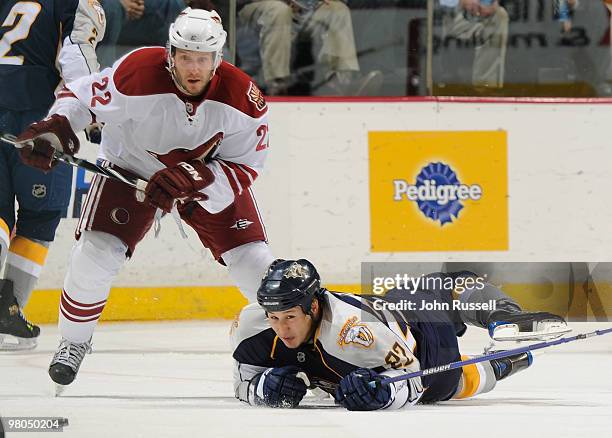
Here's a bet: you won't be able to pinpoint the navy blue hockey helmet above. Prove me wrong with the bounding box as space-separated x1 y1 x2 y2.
257 259 322 314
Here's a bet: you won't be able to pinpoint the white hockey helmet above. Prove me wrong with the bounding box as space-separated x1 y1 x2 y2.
168 8 227 70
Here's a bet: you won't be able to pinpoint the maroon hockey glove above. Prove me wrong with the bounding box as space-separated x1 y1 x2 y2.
145 160 215 213
17 114 80 171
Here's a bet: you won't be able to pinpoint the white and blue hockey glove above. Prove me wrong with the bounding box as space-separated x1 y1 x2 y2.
253 366 308 408
335 368 392 411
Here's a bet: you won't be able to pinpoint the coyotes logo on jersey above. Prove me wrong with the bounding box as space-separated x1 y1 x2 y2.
247 82 266 112
146 132 224 167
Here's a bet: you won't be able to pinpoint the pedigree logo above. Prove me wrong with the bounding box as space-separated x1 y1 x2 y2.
393 162 482 225
369 131 508 252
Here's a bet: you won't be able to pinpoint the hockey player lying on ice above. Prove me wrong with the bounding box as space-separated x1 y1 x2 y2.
232 259 570 410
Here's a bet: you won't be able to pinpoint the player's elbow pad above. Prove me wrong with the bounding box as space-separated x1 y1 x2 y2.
381 373 424 410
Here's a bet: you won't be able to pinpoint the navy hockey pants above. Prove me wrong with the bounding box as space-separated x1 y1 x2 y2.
0 108 72 241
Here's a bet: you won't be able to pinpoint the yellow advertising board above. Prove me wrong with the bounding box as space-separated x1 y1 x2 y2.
369 131 508 251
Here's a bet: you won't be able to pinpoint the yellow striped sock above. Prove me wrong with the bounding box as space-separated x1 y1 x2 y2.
8 236 49 277
454 355 482 399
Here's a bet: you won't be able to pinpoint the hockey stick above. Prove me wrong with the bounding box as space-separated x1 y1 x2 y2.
0 132 148 192
374 327 612 387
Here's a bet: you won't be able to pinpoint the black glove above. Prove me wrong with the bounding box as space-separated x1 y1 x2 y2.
253 366 308 408
335 368 392 411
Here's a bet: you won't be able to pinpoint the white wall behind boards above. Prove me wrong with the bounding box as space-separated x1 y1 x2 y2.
37 100 612 289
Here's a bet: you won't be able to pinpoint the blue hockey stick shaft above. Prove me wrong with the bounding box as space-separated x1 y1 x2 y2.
376 327 612 387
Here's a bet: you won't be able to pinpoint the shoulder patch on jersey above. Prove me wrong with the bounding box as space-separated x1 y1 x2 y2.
247 82 266 112
207 62 268 118
89 0 106 26
338 316 375 349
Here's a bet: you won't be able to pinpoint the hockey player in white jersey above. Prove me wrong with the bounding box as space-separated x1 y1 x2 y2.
15 8 275 389
232 260 569 410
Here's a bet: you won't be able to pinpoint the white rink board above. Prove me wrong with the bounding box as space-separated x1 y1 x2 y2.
1 321 611 437
39 100 612 289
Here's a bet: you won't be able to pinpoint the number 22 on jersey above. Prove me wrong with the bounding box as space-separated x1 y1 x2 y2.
91 77 111 107
0 2 42 65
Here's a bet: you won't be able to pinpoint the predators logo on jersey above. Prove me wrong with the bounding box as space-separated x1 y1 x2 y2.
338 316 374 349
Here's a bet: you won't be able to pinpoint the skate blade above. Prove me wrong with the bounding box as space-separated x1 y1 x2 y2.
492 323 573 342
54 383 68 397
0 334 37 351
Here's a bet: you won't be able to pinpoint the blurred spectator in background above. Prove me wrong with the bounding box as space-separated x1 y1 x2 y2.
555 0 612 96
439 0 508 90
99 0 215 67
605 1 612 85
237 0 382 96
554 0 578 34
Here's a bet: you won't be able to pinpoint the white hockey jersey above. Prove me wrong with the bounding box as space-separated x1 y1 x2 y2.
232 291 426 409
50 47 269 213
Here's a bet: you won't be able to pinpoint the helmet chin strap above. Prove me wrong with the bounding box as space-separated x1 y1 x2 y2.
168 68 190 95
305 297 323 343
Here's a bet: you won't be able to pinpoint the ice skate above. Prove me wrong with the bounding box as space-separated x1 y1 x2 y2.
0 280 40 351
489 351 533 381
49 338 92 395
487 310 571 342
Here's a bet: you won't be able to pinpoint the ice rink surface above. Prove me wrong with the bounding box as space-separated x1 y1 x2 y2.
1 321 611 438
